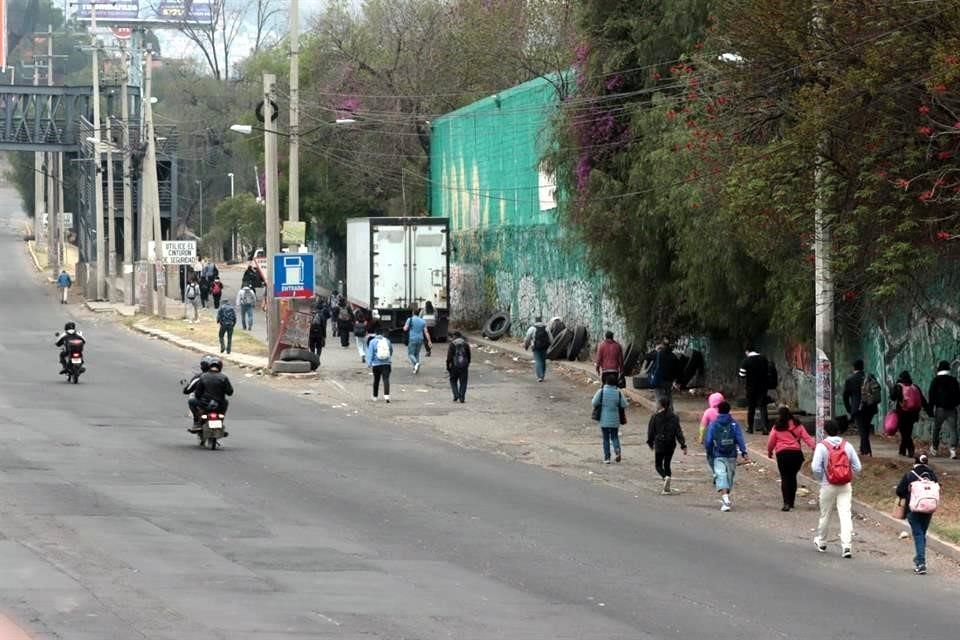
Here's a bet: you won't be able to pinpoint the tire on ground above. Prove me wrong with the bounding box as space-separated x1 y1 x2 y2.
272 359 313 374
482 312 511 340
279 347 315 362
546 328 573 360
622 343 641 376
547 317 565 341
567 326 588 361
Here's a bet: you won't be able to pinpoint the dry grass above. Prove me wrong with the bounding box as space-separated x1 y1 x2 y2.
802 454 960 544
137 316 268 358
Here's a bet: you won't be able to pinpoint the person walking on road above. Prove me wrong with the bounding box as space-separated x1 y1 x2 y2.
766 406 816 511
216 299 237 354
927 361 959 459
403 309 431 373
56 270 71 304
699 391 725 475
523 317 550 382
210 277 223 309
890 370 928 458
645 338 680 410
647 396 687 493
739 348 773 434
446 331 471 403
592 379 627 464
198 274 211 309
895 453 940 575
309 304 329 361
595 331 624 386
366 328 393 403
236 284 256 331
336 303 353 348
185 277 201 322
354 308 369 363
843 360 881 457
421 301 436 357
704 401 748 511
812 419 862 558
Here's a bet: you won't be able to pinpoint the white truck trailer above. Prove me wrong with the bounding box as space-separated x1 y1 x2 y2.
346 217 450 341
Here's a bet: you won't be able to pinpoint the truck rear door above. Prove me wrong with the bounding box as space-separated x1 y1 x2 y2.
411 223 448 311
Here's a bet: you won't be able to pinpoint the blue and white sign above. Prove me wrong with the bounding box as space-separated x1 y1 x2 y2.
274 253 314 299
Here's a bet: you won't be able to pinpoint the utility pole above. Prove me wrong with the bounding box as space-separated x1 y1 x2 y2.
120 42 134 305
105 118 116 301
46 24 59 279
90 2 105 300
264 73 280 366
32 54 44 249
813 4 833 442
288 0 300 225
58 154 64 269
142 49 165 316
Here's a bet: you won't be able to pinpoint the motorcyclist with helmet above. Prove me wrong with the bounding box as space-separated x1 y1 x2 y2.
189 357 233 430
55 322 85 374
183 355 215 429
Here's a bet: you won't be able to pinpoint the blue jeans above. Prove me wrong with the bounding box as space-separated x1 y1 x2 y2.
240 304 254 330
532 349 547 380
713 457 737 491
907 511 933 566
602 427 621 461
218 325 233 354
408 340 423 366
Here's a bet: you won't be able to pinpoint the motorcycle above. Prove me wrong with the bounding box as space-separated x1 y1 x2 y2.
197 409 227 450
55 332 85 384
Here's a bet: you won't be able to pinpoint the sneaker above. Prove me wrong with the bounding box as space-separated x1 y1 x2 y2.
915 564 927 575
814 537 827 553
414 362 421 374
371 395 378 402
929 447 937 457
720 503 731 512
721 494 731 506
603 459 611 465
951 448 957 460
459 398 465 403
663 477 671 494
537 377 544 382
614 451 621 463
385 395 391 403
841 547 852 559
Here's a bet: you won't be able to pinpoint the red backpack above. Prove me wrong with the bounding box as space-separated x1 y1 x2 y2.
900 384 921 412
211 280 223 296
825 439 853 485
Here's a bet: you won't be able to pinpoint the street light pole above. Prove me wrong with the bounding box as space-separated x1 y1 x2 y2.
106 118 116 301
228 172 235 198
288 0 300 225
120 48 134 306
90 2 105 300
227 172 236 261
264 73 280 368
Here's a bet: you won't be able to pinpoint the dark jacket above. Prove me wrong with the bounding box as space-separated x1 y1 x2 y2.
195 371 234 410
739 352 769 393
843 370 865 417
647 410 687 453
446 337 471 370
928 372 960 412
896 464 939 514
644 348 679 388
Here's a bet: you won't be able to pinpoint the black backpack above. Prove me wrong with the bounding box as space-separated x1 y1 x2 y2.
220 306 237 327
453 342 469 368
533 325 550 351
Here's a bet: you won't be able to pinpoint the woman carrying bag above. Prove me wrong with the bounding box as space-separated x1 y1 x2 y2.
766 406 816 511
592 380 628 464
894 453 940 575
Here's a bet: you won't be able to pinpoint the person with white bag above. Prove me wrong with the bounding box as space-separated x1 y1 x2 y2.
895 453 940 575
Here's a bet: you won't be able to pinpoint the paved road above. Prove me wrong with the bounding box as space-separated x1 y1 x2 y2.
0 194 958 639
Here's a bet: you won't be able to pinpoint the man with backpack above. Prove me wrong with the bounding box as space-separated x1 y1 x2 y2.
523 317 550 382
895 453 940 574
739 348 774 434
645 339 679 410
210 277 224 309
309 303 330 360
704 401 748 511
927 360 959 459
446 331 472 403
812 419 862 558
185 278 201 322
843 359 881 457
236 284 257 331
216 299 237 354
366 328 393 403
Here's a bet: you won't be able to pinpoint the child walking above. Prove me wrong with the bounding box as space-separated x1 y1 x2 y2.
647 397 688 493
704 401 749 511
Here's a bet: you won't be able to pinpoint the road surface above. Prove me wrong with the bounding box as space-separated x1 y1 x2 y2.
0 193 957 639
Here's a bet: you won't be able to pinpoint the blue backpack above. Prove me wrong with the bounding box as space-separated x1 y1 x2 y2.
648 351 663 387
713 420 737 457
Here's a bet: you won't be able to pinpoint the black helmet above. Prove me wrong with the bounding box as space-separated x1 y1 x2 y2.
200 355 215 372
64 321 76 331
207 357 223 371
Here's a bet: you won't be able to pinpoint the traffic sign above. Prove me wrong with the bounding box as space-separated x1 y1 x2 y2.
273 253 314 299
160 240 197 265
111 26 133 40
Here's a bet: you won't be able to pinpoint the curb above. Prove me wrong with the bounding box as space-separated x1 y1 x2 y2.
743 442 960 564
25 240 44 274
131 322 269 371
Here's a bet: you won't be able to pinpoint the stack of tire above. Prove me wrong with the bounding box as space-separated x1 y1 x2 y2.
272 347 320 374
545 318 590 361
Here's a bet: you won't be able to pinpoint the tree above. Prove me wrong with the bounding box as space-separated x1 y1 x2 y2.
208 193 265 259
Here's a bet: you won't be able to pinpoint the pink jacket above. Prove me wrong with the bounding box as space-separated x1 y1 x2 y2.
698 392 725 443
766 421 816 456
